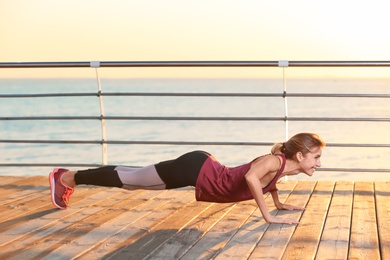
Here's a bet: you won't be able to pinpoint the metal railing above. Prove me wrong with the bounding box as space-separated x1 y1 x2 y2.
1 60 390 173
2 60 390 67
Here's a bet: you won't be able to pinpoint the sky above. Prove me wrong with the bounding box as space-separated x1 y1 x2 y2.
1 0 390 78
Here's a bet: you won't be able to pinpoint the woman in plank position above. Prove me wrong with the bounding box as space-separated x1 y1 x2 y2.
49 132 324 224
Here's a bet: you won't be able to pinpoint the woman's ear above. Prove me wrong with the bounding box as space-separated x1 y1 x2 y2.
296 152 304 162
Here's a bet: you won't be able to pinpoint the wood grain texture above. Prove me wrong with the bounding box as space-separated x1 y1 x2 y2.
316 181 353 260
349 182 380 260
0 176 387 260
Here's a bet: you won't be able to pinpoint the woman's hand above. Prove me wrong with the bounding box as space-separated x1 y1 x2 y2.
265 215 299 225
276 203 305 211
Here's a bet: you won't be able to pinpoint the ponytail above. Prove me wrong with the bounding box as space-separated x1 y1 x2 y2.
271 142 285 155
271 133 325 160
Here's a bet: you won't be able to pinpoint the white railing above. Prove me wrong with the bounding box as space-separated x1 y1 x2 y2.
1 61 390 172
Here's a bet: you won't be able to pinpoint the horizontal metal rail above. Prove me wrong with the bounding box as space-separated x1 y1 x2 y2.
1 139 389 148
1 92 390 98
1 116 390 122
1 60 390 68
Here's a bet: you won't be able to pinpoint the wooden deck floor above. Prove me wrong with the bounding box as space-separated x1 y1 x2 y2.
0 176 389 260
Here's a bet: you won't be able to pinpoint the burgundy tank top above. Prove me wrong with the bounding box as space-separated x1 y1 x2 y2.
195 154 286 203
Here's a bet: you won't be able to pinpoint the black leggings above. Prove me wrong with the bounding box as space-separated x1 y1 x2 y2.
75 166 123 187
74 150 210 189
155 150 210 189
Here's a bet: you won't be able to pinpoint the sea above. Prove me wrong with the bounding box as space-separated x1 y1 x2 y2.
1 77 389 181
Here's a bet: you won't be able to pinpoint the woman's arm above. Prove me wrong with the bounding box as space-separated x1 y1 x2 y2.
245 156 299 224
270 190 283 209
245 172 273 222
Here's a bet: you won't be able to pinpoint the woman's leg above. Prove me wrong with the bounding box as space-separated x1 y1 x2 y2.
49 165 166 209
74 166 123 188
61 165 166 189
115 165 166 190
49 150 210 209
62 170 76 187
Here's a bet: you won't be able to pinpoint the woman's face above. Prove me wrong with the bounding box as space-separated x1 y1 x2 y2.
299 147 322 176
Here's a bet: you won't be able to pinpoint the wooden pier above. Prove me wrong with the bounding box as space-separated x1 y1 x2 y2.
0 175 389 259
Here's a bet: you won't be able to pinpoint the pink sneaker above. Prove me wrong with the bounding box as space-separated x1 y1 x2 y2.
49 168 74 209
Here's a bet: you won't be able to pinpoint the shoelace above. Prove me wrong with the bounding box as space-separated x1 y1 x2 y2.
62 187 74 206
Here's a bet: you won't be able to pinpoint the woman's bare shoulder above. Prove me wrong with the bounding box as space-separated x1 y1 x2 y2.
251 154 281 171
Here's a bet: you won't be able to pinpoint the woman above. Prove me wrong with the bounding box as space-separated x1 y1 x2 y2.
49 133 325 224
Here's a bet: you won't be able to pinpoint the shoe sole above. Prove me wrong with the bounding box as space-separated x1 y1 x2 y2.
49 168 67 210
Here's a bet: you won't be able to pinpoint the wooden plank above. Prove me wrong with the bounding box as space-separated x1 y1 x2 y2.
179 199 258 260
35 189 169 260
0 186 47 206
214 181 298 260
102 190 196 259
0 204 104 259
60 189 195 259
0 176 46 198
375 182 390 260
249 181 316 260
316 181 353 259
0 188 49 210
213 201 266 260
76 189 195 260
0 185 109 233
144 202 234 259
5 188 168 260
282 181 334 259
0 188 145 247
116 199 212 259
0 175 25 185
0 188 145 259
349 182 380 259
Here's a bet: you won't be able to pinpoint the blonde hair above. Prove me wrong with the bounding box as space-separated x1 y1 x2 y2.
271 133 325 159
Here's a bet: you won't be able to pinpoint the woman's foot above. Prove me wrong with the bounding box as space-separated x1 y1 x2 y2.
49 168 74 209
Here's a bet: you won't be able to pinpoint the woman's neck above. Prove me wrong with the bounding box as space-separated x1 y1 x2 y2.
280 159 301 177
